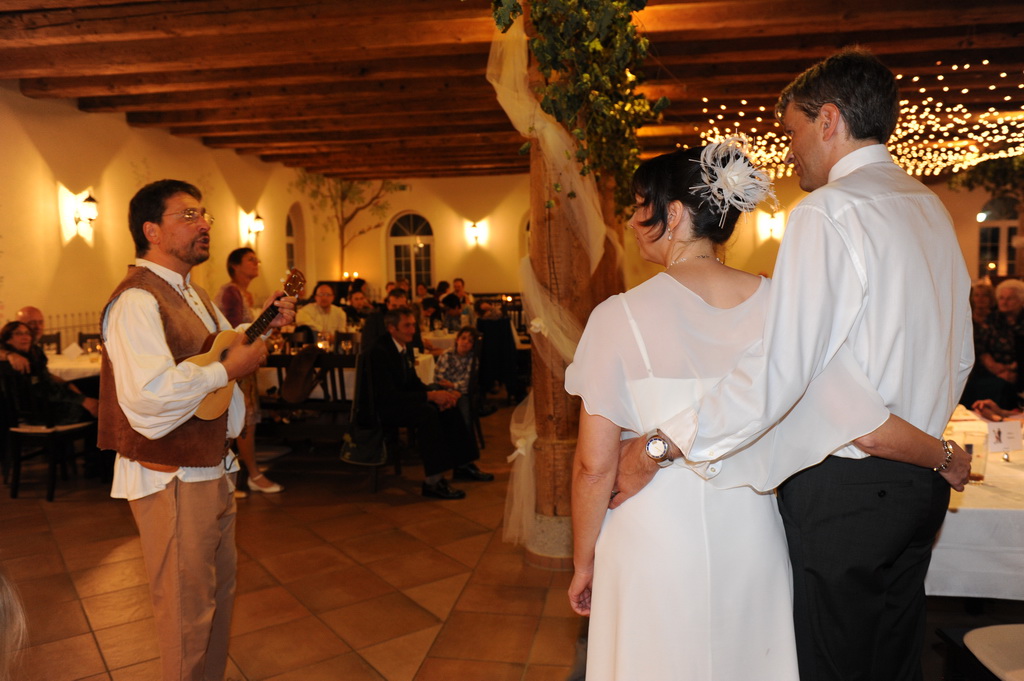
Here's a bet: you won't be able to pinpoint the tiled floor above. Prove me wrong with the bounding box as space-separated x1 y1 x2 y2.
2 402 579 681
4 400 1023 680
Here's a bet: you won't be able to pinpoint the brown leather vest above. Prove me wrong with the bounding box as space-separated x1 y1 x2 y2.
97 266 229 467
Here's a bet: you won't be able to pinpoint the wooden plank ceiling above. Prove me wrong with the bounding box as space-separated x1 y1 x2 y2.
0 0 1022 180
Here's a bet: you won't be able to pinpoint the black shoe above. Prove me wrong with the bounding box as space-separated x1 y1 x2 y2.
453 463 495 482
422 478 466 500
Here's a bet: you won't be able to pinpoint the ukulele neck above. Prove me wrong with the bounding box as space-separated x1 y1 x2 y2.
243 296 281 344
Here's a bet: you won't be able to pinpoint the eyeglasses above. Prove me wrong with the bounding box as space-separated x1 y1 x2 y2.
162 207 215 226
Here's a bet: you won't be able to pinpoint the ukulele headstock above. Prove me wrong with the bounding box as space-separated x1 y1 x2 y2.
282 269 306 299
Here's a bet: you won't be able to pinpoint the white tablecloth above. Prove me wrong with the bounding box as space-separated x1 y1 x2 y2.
47 354 102 381
925 450 1024 601
423 331 456 352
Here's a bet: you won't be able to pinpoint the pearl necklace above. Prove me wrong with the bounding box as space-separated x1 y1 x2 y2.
668 254 720 267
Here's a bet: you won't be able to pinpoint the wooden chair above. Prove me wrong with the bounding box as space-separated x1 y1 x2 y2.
76 329 101 348
346 352 402 492
0 370 95 501
39 331 62 354
466 344 485 449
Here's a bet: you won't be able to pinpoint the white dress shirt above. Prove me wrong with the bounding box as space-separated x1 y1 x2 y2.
295 303 348 334
106 259 243 501
664 144 973 466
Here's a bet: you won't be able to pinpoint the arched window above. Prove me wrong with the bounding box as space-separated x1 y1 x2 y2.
389 213 434 288
978 196 1020 277
285 202 306 274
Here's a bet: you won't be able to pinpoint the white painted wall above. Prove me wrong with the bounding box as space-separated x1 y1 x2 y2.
0 78 995 329
0 81 531 328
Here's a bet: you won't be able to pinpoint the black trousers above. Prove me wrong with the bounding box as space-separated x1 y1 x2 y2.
380 401 478 477
777 455 950 681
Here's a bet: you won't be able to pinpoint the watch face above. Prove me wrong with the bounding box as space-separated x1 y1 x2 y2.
645 436 669 459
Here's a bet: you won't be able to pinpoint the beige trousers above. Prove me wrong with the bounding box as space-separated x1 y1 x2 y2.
129 474 237 681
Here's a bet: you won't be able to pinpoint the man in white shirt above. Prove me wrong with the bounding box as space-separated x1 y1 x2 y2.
295 282 348 335
615 50 972 681
98 179 294 681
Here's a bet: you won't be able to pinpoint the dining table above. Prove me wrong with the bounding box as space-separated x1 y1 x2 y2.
925 444 1024 601
423 329 457 353
46 352 102 381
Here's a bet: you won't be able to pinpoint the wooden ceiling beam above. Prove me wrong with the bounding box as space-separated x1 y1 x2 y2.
638 1 1023 39
253 132 526 159
125 97 503 127
76 77 498 113
202 122 520 149
20 53 491 99
169 110 516 138
0 17 493 79
0 0 485 47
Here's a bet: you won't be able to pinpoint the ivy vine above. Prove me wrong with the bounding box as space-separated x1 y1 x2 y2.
493 0 668 211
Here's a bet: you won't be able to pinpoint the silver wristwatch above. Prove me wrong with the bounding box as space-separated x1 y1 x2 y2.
644 433 674 468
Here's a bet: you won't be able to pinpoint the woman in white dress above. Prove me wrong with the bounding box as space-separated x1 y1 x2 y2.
564 141 970 681
564 141 799 680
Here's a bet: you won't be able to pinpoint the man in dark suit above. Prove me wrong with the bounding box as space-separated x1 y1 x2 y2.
369 307 492 499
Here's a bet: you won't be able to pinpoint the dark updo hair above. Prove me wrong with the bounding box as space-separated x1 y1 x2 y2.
631 146 745 245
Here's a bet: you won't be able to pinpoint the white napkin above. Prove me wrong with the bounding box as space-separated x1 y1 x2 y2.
62 343 83 359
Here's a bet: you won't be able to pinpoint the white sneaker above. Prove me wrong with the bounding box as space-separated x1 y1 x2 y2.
250 474 283 493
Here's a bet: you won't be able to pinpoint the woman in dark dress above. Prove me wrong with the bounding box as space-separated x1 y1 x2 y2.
0 321 96 424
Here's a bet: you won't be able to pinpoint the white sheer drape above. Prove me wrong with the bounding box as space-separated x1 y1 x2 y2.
487 21 613 545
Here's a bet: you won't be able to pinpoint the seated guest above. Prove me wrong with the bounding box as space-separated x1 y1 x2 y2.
960 281 998 406
1 306 46 374
974 278 1024 408
420 296 441 329
0 321 97 424
441 293 464 332
434 280 451 301
434 326 479 429
972 281 996 327
362 288 429 353
296 283 348 335
452 277 475 308
415 282 432 303
369 308 493 499
474 298 504 320
344 289 375 324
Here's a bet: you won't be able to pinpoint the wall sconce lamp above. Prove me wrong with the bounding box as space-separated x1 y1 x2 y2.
250 214 265 235
76 194 98 228
464 219 489 246
239 210 265 245
57 183 98 246
756 210 786 243
342 271 360 280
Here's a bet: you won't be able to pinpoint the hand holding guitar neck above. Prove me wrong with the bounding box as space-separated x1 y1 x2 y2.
259 289 298 331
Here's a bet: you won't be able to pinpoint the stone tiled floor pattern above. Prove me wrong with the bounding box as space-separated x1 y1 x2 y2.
2 403 580 681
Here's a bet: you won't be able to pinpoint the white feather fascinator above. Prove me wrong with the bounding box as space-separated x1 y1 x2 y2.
692 136 776 227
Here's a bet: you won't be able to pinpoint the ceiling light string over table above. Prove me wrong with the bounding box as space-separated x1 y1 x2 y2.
681 58 1024 179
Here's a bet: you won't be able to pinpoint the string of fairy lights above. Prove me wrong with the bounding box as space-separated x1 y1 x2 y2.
692 59 1024 179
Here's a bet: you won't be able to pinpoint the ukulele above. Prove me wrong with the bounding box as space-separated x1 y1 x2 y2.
189 268 306 420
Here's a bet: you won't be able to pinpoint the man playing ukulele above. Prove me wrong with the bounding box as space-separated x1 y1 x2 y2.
97 179 296 681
